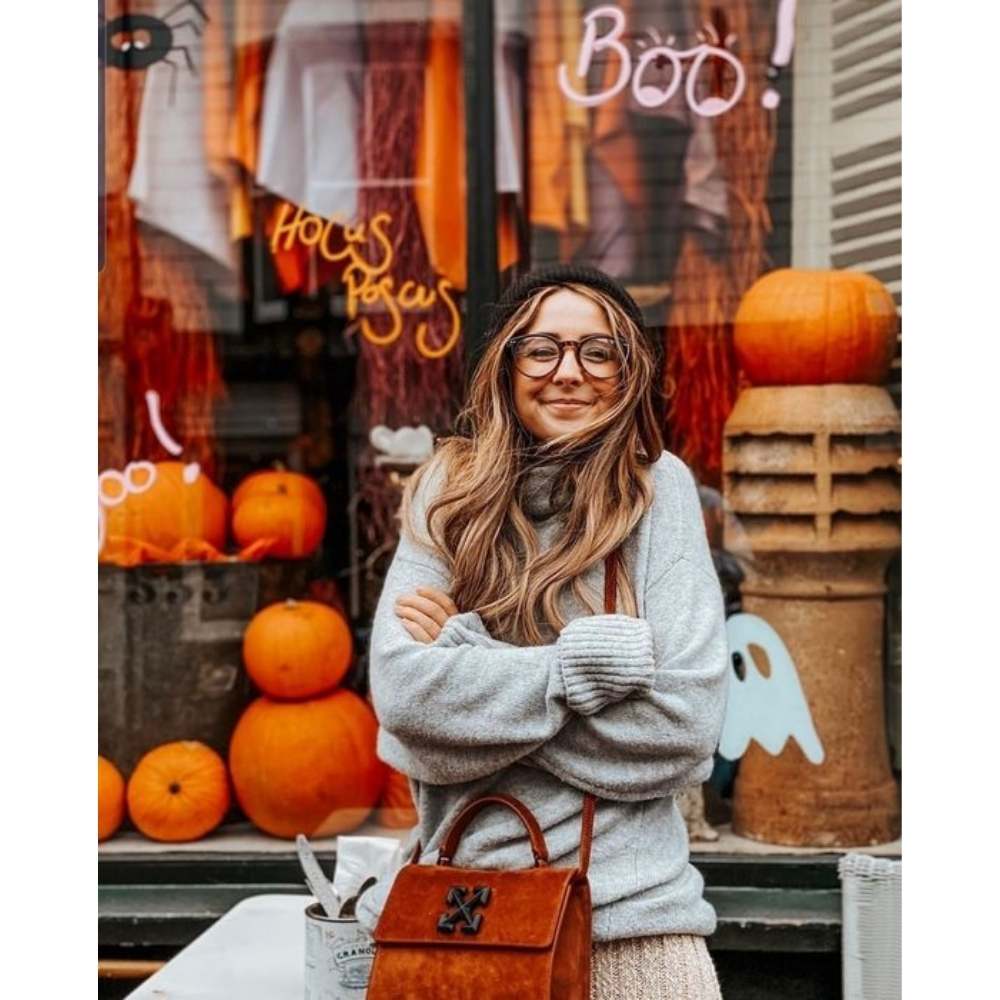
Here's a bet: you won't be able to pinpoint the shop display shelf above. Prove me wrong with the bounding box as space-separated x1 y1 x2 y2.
100 830 894 957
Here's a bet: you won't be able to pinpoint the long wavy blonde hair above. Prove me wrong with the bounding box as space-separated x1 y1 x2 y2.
401 282 664 644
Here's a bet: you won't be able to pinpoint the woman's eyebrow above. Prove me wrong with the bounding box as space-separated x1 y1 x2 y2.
528 331 614 338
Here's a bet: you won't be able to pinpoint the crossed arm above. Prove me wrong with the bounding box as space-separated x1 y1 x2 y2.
369 529 728 801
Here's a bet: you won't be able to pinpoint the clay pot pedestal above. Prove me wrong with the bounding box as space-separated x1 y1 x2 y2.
723 385 901 847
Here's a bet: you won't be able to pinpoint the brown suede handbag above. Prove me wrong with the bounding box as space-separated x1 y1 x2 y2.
367 554 621 999
367 790 596 999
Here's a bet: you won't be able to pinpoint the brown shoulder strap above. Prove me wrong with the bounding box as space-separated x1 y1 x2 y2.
578 550 621 875
603 548 619 614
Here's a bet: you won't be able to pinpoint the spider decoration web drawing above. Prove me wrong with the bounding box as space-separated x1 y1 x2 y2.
101 0 209 104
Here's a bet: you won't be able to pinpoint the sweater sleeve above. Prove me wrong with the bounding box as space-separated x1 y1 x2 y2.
368 546 566 785
523 456 729 801
525 553 729 801
367 468 655 785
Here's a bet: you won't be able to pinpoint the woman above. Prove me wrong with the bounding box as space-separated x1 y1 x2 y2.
356 264 729 999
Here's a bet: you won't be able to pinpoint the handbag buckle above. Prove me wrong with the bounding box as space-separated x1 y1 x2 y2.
437 885 492 935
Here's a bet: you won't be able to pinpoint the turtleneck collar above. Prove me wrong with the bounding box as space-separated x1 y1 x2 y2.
520 461 571 521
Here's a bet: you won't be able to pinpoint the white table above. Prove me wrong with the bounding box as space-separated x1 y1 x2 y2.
126 894 310 999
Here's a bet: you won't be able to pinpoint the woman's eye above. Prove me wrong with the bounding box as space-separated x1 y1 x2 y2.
582 345 614 362
527 346 558 360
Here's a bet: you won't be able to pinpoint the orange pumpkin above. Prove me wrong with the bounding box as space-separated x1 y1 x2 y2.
98 756 126 842
126 741 230 843
231 471 326 559
733 268 899 386
243 599 353 700
229 691 387 839
377 767 418 829
233 470 327 520
102 461 228 556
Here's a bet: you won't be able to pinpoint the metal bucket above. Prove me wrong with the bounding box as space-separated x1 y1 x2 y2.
304 902 375 998
98 559 309 772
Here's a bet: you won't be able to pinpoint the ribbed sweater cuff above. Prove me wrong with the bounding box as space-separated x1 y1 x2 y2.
556 614 655 716
434 612 496 648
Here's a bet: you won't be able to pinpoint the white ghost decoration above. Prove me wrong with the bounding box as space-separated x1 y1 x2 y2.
719 613 825 765
370 425 434 464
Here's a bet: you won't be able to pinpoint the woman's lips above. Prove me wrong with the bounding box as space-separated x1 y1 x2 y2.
542 399 590 411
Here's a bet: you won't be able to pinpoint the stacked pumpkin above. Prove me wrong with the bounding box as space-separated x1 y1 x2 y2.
232 470 327 559
228 599 391 838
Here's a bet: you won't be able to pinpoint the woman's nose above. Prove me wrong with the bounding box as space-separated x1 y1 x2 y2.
551 346 584 383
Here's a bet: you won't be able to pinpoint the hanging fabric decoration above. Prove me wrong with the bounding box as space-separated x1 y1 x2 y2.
529 0 570 232
663 0 777 487
414 0 520 291
127 0 239 302
255 0 363 223
559 0 589 230
99 0 224 478
228 0 286 240
354 18 468 550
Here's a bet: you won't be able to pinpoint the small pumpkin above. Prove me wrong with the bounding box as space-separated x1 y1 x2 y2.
232 471 326 559
98 756 126 842
733 268 899 386
126 741 230 843
233 470 327 519
377 767 418 829
102 461 228 557
229 690 387 839
243 599 353 699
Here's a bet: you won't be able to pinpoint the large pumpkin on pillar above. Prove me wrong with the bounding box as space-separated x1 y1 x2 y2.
228 691 387 839
734 269 898 386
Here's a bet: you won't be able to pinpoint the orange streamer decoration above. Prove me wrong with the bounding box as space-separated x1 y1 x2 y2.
415 3 519 291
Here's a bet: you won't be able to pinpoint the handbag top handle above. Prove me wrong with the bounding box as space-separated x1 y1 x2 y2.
426 551 620 879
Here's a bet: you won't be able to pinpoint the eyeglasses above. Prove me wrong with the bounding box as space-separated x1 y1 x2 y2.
508 334 625 380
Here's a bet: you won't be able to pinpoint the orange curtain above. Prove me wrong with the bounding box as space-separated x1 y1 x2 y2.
528 0 569 231
415 3 518 290
228 0 283 240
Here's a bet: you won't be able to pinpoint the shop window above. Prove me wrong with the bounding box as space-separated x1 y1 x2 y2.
98 0 900 858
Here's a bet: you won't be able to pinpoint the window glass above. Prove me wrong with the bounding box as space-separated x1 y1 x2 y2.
98 0 901 854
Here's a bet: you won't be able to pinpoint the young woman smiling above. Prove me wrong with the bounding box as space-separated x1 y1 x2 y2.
357 264 729 999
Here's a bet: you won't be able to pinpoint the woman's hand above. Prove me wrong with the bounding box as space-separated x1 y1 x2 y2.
394 586 460 644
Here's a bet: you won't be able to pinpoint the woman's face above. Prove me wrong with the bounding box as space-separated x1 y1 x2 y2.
510 289 621 442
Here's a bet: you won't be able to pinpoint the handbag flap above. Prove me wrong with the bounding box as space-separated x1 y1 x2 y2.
373 864 580 950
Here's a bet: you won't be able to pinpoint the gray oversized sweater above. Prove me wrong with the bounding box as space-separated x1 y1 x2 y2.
355 450 729 942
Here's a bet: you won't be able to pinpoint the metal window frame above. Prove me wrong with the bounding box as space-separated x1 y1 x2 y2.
462 0 498 378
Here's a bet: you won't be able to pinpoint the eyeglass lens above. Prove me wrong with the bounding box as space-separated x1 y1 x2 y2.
511 336 621 379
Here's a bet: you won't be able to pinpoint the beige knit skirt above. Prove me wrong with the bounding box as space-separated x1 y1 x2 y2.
591 934 722 1000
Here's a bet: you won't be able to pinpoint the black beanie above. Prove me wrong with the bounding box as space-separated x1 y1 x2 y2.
482 264 647 345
